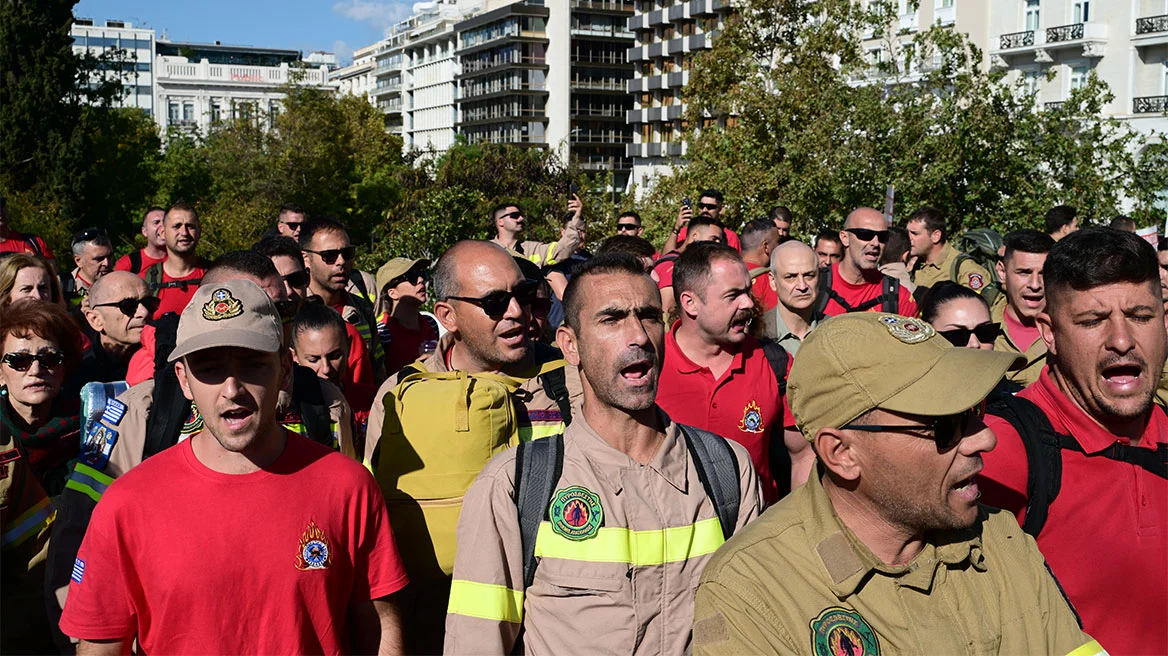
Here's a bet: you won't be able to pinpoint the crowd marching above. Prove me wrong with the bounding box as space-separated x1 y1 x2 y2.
0 189 1165 655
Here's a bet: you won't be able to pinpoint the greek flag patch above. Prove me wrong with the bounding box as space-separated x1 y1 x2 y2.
71 558 85 584
101 399 127 426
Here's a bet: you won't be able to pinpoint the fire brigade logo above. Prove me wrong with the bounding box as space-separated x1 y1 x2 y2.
877 314 935 344
810 607 881 656
202 288 243 321
967 273 985 290
295 520 332 571
738 400 764 434
549 486 604 541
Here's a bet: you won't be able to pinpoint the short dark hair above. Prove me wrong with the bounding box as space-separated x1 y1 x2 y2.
739 218 777 252
699 188 724 204
278 202 306 218
919 281 989 324
513 256 543 282
617 210 642 225
1 299 83 375
1044 228 1159 308
562 253 651 332
167 200 198 222
906 206 947 243
814 228 842 247
143 206 166 220
1003 229 1054 261
492 202 521 221
685 216 725 240
291 302 348 346
206 250 280 283
597 235 656 260
673 241 741 302
1044 205 1077 234
252 235 302 259
299 216 348 249
769 206 792 223
1108 215 1136 232
879 226 911 266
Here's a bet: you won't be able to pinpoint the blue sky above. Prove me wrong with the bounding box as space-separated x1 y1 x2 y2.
74 0 413 64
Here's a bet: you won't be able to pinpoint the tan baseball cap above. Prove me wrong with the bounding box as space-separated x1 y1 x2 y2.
376 257 429 296
787 313 1024 441
168 279 283 362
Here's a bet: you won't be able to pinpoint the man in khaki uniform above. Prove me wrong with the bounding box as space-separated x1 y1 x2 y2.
692 312 1105 656
445 253 763 655
489 198 585 268
992 229 1055 386
906 206 991 293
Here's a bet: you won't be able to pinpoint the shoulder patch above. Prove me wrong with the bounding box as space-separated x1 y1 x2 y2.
693 614 730 646
549 485 604 541
738 400 764 433
81 424 118 470
100 399 127 426
71 558 86 584
810 607 881 656
967 272 985 290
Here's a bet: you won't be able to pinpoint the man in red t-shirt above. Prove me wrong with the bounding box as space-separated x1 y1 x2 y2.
821 207 918 317
143 201 208 316
114 206 167 275
663 188 742 253
979 229 1167 656
59 279 407 653
739 218 781 312
991 229 1055 387
655 217 726 320
656 242 802 504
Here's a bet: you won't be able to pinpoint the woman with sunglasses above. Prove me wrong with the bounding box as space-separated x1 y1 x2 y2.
376 257 441 375
921 282 1021 399
0 253 64 311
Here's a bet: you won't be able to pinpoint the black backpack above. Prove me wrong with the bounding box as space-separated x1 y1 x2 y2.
814 265 900 316
144 262 203 293
988 394 1167 538
127 249 143 274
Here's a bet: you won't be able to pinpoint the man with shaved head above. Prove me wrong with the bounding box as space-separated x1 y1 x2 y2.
365 240 582 653
761 240 820 355
819 207 917 317
76 271 156 387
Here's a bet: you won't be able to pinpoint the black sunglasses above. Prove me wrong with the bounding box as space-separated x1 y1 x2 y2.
446 280 540 317
280 220 303 230
616 223 640 231
844 228 891 244
698 202 719 210
500 211 523 220
2 350 65 372
390 269 428 287
91 296 161 318
303 246 356 265
283 269 310 289
842 402 987 450
939 323 1000 348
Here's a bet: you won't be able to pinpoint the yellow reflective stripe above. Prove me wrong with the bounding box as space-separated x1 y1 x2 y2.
1 497 55 549
285 422 340 450
65 463 115 503
534 516 724 566
447 580 524 623
540 241 560 267
1066 640 1108 656
518 422 566 443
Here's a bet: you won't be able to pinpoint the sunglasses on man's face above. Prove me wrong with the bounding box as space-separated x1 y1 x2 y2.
500 211 523 221
2 350 65 372
446 280 540 317
616 223 640 232
91 295 161 318
698 203 719 211
304 246 356 265
844 228 890 244
280 220 303 231
843 401 987 451
939 323 1001 348
283 269 310 289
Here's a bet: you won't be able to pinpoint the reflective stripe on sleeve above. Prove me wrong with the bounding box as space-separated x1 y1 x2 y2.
518 422 566 443
447 580 524 623
1 497 55 550
1066 640 1108 656
65 463 115 503
535 516 724 566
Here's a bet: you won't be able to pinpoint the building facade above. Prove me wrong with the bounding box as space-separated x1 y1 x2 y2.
404 2 465 154
332 43 379 99
71 19 157 115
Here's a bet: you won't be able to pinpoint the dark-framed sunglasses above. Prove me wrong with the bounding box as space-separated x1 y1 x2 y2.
844 228 890 244
303 246 356 265
500 211 523 220
939 323 1000 348
91 295 161 318
283 269 310 289
842 401 987 450
698 202 719 210
2 350 65 372
279 220 303 231
446 280 540 317
390 269 429 287
616 223 640 232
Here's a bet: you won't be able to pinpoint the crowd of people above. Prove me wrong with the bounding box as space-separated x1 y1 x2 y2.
0 189 1165 655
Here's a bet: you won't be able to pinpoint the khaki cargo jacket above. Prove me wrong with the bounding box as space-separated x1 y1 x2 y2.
991 295 1048 387
445 410 764 656
912 242 993 293
692 473 1102 656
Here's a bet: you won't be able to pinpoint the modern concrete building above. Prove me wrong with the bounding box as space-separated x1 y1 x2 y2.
403 1 466 154
370 31 408 134
331 43 379 99
70 18 157 115
569 0 636 187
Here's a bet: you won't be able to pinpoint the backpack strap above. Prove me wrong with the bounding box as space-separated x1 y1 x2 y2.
350 270 370 299
813 266 832 319
880 275 900 313
757 338 789 394
680 424 741 541
144 313 192 458
24 235 43 257
128 249 142 274
987 394 1066 538
292 365 334 448
514 433 565 589
748 266 770 280
538 365 573 426
1052 429 1167 478
144 262 162 289
950 252 970 284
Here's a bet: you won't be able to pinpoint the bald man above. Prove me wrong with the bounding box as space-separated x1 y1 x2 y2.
818 207 917 317
761 241 820 356
77 271 156 386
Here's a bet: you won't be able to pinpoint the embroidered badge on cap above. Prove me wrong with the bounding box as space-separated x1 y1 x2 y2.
295 520 332 571
810 607 881 656
549 486 604 541
100 399 126 426
202 288 244 321
738 400 764 434
81 424 118 470
878 314 935 344
968 273 985 290
71 558 86 584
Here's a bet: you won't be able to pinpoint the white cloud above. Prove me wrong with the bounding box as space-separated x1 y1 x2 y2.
333 40 355 65
332 0 411 36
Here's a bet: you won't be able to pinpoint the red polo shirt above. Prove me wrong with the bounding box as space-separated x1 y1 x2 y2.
657 323 783 504
822 262 918 317
744 260 777 312
114 249 166 273
980 369 1168 655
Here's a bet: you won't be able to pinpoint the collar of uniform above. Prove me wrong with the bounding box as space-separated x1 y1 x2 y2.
991 300 1049 363
770 307 817 346
665 321 748 376
803 473 982 597
1026 369 1168 453
566 406 689 495
921 242 956 272
428 333 547 380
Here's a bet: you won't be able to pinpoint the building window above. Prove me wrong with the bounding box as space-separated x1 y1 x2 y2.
1025 0 1040 31
182 103 195 122
1070 64 1089 91
1023 69 1041 97
938 0 954 7
211 102 222 123
168 102 179 123
1072 1 1089 23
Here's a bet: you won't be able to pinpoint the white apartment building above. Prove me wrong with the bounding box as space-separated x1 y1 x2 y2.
370 31 409 134
332 43 379 99
71 19 156 114
404 2 467 153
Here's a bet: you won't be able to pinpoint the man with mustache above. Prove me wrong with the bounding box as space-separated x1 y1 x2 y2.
692 312 1099 655
657 242 793 504
992 229 1055 387
445 253 762 655
820 207 917 317
979 228 1167 655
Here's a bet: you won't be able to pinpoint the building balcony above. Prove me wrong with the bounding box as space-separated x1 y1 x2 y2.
626 141 684 158
570 25 635 39
993 22 1107 61
1133 95 1168 114
1133 15 1168 47
570 130 633 144
570 77 629 91
627 104 683 123
371 83 402 97
156 58 331 87
570 105 629 118
570 52 626 65
461 82 547 100
1044 101 1066 111
571 0 634 12
460 56 547 77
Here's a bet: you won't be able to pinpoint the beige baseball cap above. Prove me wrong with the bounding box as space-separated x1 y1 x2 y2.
376 257 429 296
168 279 283 362
787 313 1024 441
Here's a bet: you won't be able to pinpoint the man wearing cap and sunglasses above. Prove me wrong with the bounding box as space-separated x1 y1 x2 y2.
64 228 114 307
691 312 1103 656
75 272 158 388
58 278 409 654
816 207 918 318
